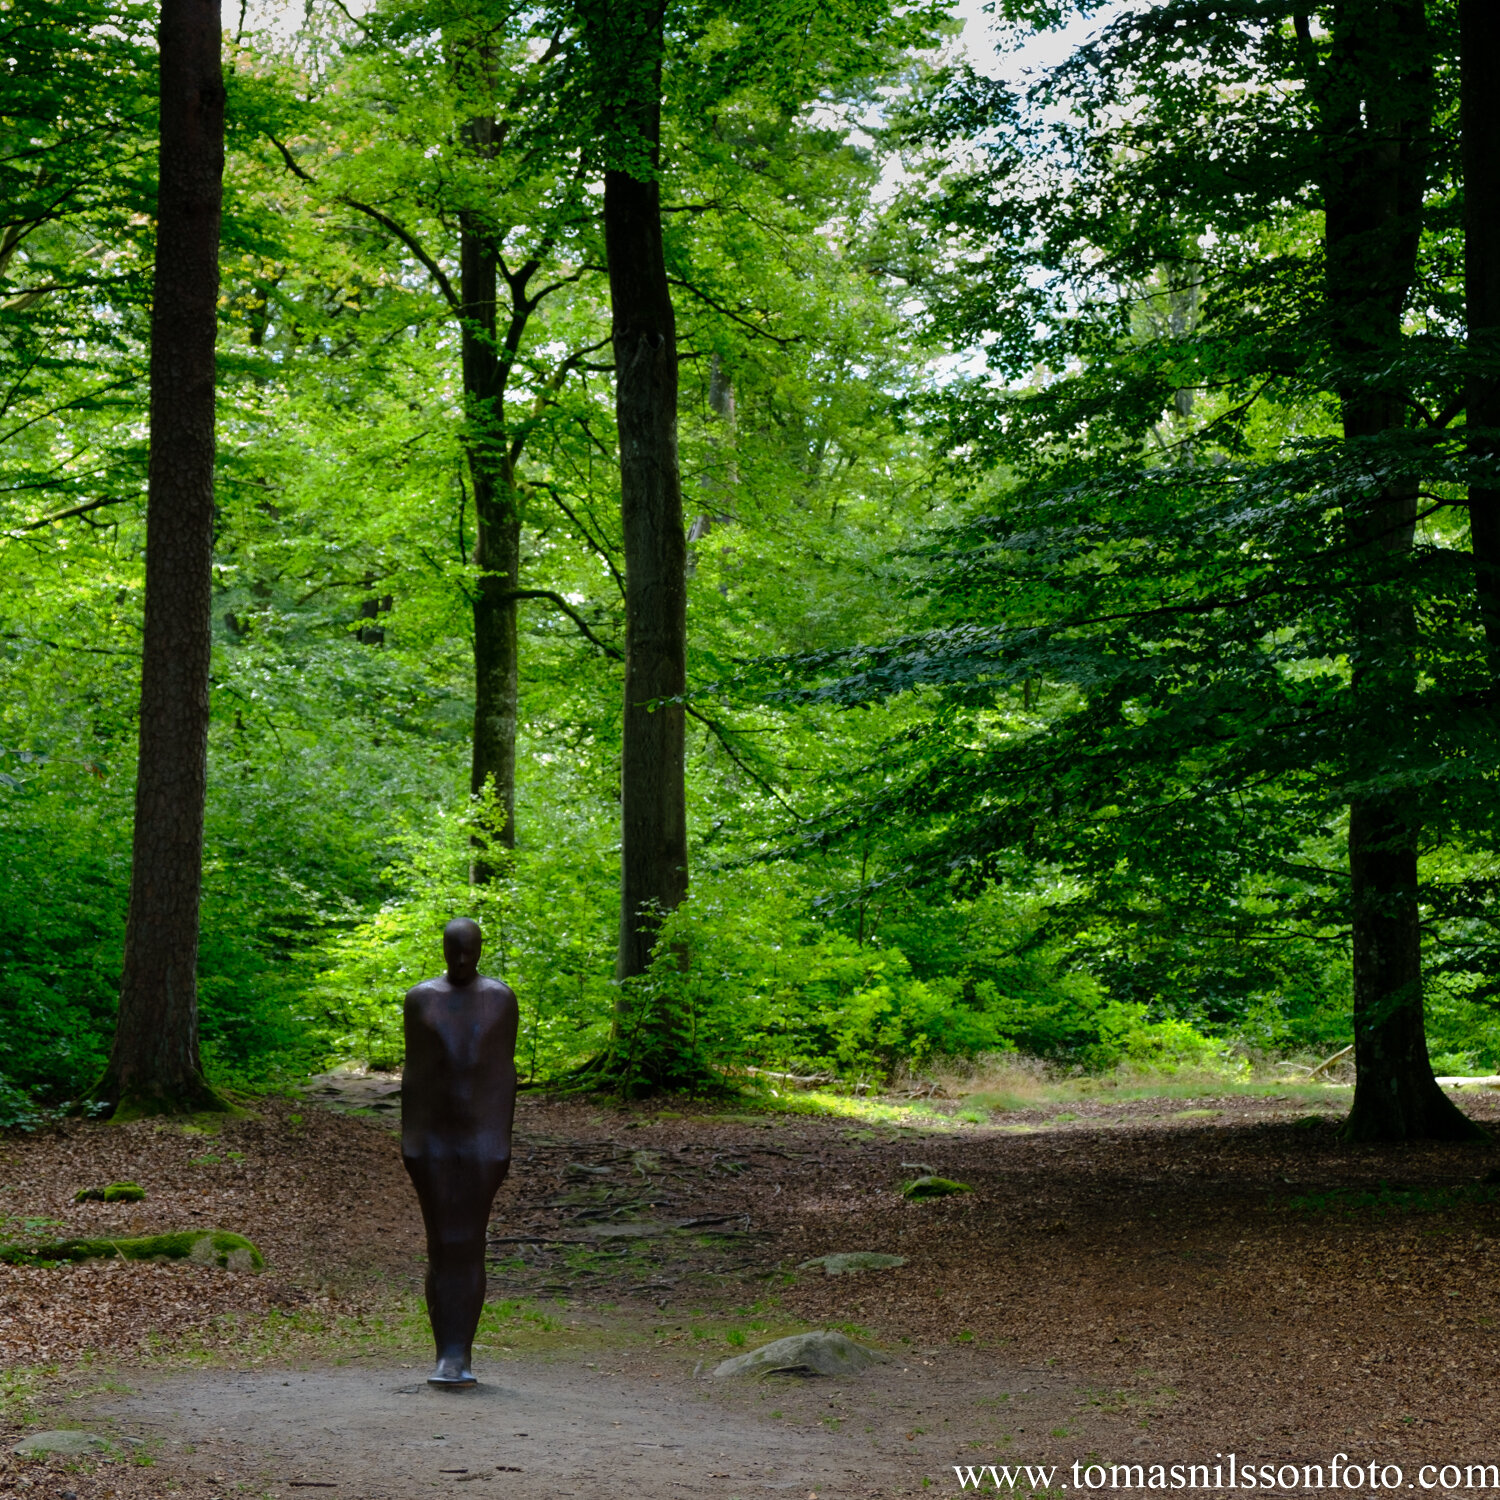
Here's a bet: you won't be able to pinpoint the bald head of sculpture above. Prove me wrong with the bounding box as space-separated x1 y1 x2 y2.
442 918 482 985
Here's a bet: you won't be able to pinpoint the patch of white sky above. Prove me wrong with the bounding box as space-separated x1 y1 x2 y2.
855 0 1143 385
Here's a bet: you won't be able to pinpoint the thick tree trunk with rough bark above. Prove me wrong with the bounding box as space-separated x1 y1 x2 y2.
609 150 688 981
1462 0 1500 681
461 209 521 876
590 0 688 1002
96 0 226 1118
1320 0 1477 1141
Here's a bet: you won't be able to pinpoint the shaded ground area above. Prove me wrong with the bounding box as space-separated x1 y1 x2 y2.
5 1084 1500 1498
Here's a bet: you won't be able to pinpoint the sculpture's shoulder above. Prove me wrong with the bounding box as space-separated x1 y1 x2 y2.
477 975 518 1014
404 976 447 1015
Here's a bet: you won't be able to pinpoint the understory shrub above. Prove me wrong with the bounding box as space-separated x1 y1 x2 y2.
309 797 618 1079
615 873 1233 1084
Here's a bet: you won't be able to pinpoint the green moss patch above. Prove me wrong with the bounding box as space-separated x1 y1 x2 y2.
74 1181 146 1203
0 1230 263 1271
901 1175 972 1199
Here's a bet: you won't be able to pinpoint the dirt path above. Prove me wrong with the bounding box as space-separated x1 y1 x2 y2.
76 1332 1122 1499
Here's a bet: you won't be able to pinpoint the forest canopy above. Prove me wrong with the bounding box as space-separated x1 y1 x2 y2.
2 0 1496 1134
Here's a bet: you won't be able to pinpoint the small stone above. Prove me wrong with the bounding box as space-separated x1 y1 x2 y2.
12 1430 113 1457
798 1252 907 1276
901 1175 971 1199
712 1331 888 1379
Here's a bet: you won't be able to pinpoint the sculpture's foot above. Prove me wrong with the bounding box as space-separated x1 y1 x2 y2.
428 1354 477 1389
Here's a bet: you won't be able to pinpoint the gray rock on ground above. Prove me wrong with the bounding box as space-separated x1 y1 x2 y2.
12 1430 114 1457
712 1331 888 1379
798 1252 907 1276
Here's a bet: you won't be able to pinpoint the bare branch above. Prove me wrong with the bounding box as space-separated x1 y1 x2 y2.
269 135 460 312
665 275 801 348
504 588 621 659
530 479 625 597
684 704 796 812
16 494 132 530
342 195 461 312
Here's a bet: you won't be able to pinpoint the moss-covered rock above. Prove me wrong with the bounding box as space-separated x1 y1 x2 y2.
799 1251 908 1275
74 1181 146 1203
0 1229 263 1271
12 1429 114 1457
901 1174 971 1199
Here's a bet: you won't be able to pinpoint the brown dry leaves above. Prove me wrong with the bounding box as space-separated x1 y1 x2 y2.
0 1100 421 1366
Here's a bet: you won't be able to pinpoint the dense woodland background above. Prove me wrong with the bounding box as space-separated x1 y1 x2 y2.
3 0 1498 1126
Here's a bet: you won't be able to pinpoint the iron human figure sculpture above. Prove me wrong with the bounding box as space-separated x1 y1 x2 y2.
402 918 518 1388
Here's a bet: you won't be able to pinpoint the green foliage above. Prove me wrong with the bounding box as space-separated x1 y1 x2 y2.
601 870 1234 1085
733 0 1500 1092
310 794 617 1079
0 1073 40 1132
7 0 1498 1112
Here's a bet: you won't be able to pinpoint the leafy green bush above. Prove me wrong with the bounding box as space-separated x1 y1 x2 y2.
309 796 617 1078
0 701 425 1101
0 1072 40 1131
608 871 1230 1085
0 777 128 1101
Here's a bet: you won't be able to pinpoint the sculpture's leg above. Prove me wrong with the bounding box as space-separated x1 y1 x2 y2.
403 1156 509 1386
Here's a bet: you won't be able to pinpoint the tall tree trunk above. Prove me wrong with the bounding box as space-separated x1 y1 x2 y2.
1320 0 1477 1141
461 207 521 878
1462 0 1500 681
96 0 226 1118
593 0 688 1006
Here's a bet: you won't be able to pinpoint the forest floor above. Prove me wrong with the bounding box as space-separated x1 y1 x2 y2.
4 1081 1500 1500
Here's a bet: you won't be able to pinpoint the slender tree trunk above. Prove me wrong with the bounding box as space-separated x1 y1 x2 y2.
593 0 688 999
1319 0 1477 1141
461 210 521 876
687 352 736 566
95 0 226 1118
1462 0 1500 681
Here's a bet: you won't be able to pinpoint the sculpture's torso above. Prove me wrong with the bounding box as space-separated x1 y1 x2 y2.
401 975 518 1165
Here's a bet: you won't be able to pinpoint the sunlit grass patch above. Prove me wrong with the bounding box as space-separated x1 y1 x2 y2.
760 1090 956 1129
695 1056 1352 1129
649 1313 805 1353
919 1056 1352 1117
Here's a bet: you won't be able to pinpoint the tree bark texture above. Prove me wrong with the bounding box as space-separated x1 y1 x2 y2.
597 1 689 988
99 0 225 1117
461 204 521 876
1320 0 1477 1140
1462 0 1500 681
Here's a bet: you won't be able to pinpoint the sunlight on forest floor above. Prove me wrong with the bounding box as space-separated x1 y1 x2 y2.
741 1056 1353 1131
